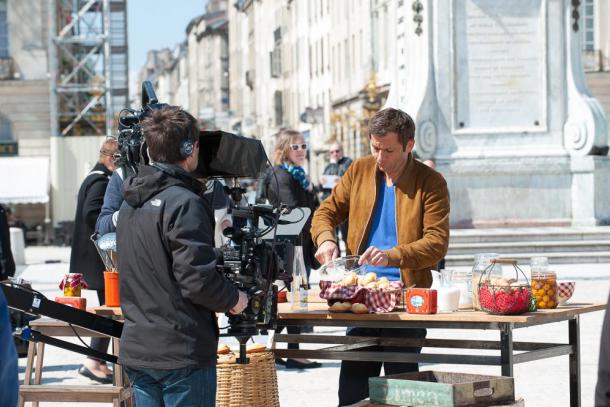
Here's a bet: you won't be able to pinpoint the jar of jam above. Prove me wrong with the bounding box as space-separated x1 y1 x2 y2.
59 273 88 297
531 271 557 309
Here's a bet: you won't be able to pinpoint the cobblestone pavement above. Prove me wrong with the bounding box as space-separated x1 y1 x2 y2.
12 246 610 406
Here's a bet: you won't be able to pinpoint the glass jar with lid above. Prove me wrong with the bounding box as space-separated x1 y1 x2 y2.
472 253 501 310
531 270 558 309
451 270 473 309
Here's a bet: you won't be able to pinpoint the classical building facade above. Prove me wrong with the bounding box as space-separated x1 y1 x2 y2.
228 0 397 179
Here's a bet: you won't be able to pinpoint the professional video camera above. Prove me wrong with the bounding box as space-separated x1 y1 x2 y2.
195 130 304 363
115 81 168 170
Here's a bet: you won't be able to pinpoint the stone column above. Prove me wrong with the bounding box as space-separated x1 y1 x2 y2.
387 0 610 227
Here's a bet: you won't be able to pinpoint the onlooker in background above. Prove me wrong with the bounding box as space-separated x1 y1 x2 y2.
319 142 353 253
596 291 610 406
69 138 118 384
117 106 247 406
264 129 322 370
0 204 15 281
0 288 18 407
312 108 449 405
5 207 27 247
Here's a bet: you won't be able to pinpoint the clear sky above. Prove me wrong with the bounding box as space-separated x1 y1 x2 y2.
127 0 208 74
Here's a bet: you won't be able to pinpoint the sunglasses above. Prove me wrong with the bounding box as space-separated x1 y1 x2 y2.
290 143 308 151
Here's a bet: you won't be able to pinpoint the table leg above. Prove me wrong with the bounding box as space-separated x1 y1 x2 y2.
23 341 36 385
19 341 37 407
112 337 123 387
33 342 44 385
500 323 514 377
32 342 45 407
569 316 581 407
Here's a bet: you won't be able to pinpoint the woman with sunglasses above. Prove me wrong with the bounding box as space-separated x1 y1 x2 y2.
265 129 321 370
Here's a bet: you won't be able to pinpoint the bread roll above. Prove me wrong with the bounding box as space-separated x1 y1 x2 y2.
366 281 378 289
217 353 236 364
246 343 267 354
378 277 389 285
329 301 352 312
362 272 377 285
378 281 390 290
217 343 231 355
341 272 358 286
351 303 369 314
357 276 365 286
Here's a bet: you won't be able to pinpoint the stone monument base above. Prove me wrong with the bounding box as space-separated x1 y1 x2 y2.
438 155 610 228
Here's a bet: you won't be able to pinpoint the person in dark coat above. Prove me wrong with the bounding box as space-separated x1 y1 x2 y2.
117 106 247 406
265 128 322 370
596 291 610 406
319 142 352 251
69 138 118 383
0 204 15 281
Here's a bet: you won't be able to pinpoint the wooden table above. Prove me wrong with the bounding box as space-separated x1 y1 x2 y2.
274 302 606 407
19 318 131 407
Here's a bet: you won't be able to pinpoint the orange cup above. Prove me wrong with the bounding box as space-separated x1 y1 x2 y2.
103 271 120 307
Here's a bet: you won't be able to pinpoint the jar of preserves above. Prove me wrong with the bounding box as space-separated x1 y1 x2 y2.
59 273 88 297
531 271 558 309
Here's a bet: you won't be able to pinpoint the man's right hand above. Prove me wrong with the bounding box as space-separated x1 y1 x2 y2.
229 291 248 315
315 240 340 265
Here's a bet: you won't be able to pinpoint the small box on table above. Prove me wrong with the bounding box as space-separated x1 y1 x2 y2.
369 371 515 406
54 296 87 310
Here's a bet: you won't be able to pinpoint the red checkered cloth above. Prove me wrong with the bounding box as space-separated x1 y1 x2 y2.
558 281 575 300
319 280 404 313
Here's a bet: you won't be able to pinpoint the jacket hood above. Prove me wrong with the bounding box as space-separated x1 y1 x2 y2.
123 164 204 208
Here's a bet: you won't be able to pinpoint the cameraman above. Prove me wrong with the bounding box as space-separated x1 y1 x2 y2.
116 106 247 406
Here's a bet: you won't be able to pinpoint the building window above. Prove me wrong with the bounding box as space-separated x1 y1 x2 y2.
582 0 595 51
274 90 283 126
0 0 8 58
270 27 282 78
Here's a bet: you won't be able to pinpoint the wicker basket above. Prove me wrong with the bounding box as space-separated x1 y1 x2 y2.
216 351 280 407
477 259 536 315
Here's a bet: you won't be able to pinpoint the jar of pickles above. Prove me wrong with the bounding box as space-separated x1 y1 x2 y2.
531 271 558 309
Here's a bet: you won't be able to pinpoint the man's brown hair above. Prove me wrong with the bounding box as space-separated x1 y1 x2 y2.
368 108 416 150
141 106 198 164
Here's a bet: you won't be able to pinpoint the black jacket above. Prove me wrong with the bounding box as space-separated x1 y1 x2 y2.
265 166 319 271
69 163 112 289
0 205 15 280
117 164 239 369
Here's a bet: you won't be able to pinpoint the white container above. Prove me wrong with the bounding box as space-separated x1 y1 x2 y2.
437 269 460 313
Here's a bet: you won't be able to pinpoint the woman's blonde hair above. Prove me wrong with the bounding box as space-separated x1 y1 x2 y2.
272 129 303 165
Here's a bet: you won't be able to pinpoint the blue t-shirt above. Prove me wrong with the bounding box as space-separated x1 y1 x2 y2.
365 180 400 280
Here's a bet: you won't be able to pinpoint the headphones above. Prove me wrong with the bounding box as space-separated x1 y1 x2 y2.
179 126 195 158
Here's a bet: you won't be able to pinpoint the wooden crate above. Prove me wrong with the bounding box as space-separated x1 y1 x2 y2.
369 371 515 407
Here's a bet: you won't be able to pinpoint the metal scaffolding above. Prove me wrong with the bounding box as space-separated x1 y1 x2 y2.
48 0 128 137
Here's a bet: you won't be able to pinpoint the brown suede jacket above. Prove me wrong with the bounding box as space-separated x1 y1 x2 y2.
311 154 450 288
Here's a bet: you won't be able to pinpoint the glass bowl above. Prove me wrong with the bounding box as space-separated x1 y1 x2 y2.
318 255 367 282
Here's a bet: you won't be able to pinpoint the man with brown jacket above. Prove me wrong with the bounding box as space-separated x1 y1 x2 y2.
312 108 450 406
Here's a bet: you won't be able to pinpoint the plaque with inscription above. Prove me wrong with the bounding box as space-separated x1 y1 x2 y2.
454 0 545 132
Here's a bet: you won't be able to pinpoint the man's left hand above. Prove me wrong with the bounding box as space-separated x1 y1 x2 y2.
358 246 389 267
